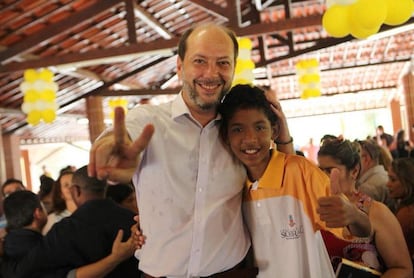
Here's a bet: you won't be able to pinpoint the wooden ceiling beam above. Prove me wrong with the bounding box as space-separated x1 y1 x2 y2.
0 0 123 64
0 15 321 73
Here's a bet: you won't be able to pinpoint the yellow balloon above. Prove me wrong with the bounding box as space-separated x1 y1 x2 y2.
238 37 253 50
24 69 38 83
23 89 39 102
40 89 56 102
42 109 56 123
350 0 386 29
322 4 352 38
39 69 54 82
27 110 41 126
350 20 380 39
384 0 414 25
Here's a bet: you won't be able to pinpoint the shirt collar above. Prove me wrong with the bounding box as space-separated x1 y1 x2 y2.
245 150 286 190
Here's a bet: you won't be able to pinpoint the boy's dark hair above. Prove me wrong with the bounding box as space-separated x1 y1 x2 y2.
4 190 42 231
72 166 107 196
218 84 278 139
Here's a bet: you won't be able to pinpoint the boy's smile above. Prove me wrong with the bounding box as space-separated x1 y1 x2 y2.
227 108 275 181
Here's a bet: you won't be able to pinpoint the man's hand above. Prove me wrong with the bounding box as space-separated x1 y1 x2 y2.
88 107 154 182
131 215 146 250
264 88 294 154
111 229 136 262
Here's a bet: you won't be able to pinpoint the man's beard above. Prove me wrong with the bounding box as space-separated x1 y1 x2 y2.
183 79 230 110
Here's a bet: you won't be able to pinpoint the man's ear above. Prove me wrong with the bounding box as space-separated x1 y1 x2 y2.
33 207 45 220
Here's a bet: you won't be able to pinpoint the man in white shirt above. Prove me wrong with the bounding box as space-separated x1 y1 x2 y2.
88 23 293 278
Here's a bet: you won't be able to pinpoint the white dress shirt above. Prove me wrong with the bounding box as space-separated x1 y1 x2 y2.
127 93 250 277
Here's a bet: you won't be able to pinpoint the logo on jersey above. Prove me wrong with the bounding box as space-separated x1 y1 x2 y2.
280 214 304 240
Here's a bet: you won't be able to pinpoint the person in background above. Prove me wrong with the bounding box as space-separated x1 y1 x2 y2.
1 190 137 278
300 137 319 164
318 138 412 277
1 178 25 198
38 175 55 214
88 23 293 277
106 183 138 214
391 129 414 158
42 169 77 234
387 157 414 268
0 178 26 246
1 165 141 278
217 84 371 277
375 125 394 151
356 139 396 212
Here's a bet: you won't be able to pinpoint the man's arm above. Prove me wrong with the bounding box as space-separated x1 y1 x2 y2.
67 229 135 278
264 89 295 154
88 107 154 183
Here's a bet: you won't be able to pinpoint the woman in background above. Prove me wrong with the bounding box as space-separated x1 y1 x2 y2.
42 169 77 234
318 138 412 277
387 157 414 268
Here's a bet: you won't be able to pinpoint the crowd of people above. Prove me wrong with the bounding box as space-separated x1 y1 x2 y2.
0 22 413 278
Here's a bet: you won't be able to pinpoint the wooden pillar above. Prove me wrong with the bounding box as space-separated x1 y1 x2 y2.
0 130 6 184
389 97 402 134
3 134 22 181
86 96 105 143
401 71 414 141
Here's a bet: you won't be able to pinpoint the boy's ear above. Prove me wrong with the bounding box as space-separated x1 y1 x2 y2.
271 123 280 141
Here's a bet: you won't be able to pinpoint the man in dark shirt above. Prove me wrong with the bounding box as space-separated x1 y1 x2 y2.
2 166 140 278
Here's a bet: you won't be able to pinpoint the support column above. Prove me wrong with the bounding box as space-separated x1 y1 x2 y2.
3 134 22 180
389 97 402 134
401 71 414 141
0 130 6 184
86 96 105 143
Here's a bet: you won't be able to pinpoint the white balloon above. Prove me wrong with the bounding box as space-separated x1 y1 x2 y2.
19 81 33 93
34 101 47 110
33 80 47 91
21 102 33 113
239 49 251 60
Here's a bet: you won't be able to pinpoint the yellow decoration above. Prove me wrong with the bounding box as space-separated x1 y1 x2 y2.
323 0 414 39
350 21 381 39
384 0 414 25
41 109 56 123
21 68 59 126
232 37 255 86
349 0 387 29
322 4 351 38
108 98 128 119
296 58 321 99
238 37 253 50
27 110 42 126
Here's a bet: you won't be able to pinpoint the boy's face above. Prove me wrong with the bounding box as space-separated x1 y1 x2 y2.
226 108 276 179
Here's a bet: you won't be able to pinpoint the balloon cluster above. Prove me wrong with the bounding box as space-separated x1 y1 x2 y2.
233 37 255 86
323 0 414 39
108 98 128 119
296 58 321 99
20 68 59 125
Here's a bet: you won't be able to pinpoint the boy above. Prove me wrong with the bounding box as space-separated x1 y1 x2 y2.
217 84 371 278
